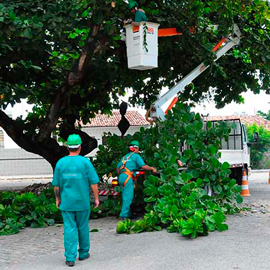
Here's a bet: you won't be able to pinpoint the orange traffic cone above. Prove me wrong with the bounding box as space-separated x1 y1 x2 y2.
240 169 250 197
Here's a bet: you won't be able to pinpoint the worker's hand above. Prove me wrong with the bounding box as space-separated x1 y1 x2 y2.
152 167 158 174
56 198 61 209
94 198 100 208
177 160 183 167
124 19 132 25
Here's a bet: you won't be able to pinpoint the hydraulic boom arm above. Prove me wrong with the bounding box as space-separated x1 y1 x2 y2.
149 24 241 121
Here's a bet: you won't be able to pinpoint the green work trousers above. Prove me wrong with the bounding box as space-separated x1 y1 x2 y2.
119 176 134 218
61 210 91 262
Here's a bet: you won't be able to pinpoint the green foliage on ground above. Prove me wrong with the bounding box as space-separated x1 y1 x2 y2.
0 187 121 236
0 188 61 235
246 123 270 169
94 101 243 238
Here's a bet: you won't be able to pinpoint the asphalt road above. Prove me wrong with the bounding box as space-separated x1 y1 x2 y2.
1 171 270 270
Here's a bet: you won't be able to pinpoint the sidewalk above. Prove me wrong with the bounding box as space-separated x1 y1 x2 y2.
251 169 269 173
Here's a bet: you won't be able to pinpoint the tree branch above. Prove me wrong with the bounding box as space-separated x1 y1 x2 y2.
37 24 102 141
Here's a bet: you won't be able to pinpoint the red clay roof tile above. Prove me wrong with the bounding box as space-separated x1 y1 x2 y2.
82 111 150 127
206 115 270 131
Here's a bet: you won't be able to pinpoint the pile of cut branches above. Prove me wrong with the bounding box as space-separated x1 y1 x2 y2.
94 102 243 238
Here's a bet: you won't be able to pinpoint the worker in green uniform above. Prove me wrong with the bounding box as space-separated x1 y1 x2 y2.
117 140 157 219
52 134 99 267
128 1 148 26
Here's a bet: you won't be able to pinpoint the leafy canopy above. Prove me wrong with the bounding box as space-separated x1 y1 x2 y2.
1 0 270 131
257 109 270 121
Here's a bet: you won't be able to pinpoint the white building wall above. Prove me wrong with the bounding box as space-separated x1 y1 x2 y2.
0 125 149 176
3 129 20 149
83 126 148 157
0 148 53 176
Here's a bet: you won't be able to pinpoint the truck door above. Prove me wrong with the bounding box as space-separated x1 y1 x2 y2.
241 124 250 167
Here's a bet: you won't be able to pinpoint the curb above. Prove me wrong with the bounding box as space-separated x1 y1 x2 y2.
0 175 52 181
251 170 269 173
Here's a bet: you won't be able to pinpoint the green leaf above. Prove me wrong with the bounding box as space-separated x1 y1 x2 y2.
25 215 33 221
90 228 99 232
154 226 162 231
175 175 184 185
171 205 178 216
164 207 170 216
208 145 217 155
113 35 122 41
30 222 39 228
196 178 203 187
217 223 228 232
9 12 16 21
222 162 230 170
68 33 78 39
19 217 27 224
195 121 203 130
144 197 156 203
30 65 42 71
181 172 193 182
213 212 226 224
236 194 243 204
206 121 212 129
182 228 193 235
213 185 222 194
228 179 236 187
45 219 55 226
144 187 153 196
23 29 32 39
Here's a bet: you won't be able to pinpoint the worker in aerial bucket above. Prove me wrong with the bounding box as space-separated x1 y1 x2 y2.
117 140 157 219
126 1 148 26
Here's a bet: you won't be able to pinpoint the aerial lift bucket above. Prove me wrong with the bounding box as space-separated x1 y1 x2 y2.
125 22 160 70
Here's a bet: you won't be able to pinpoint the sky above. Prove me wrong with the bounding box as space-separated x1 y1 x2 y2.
119 89 270 117
194 90 270 116
4 89 270 120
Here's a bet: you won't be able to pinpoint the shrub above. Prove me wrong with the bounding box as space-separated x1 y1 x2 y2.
246 123 270 169
0 188 61 235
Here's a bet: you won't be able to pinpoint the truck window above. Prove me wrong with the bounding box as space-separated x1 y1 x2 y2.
242 124 248 143
219 119 242 150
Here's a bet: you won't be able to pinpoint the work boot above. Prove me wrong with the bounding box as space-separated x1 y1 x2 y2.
65 261 75 267
79 253 90 261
